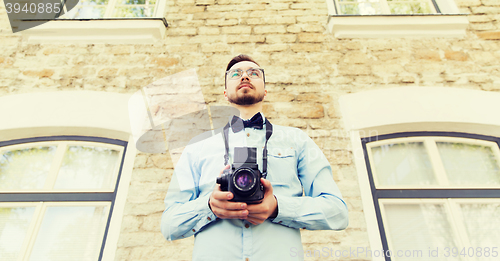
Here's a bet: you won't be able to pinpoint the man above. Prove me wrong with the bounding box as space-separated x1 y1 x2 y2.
161 54 348 261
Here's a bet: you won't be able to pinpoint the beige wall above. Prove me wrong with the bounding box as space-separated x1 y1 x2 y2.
1 0 499 260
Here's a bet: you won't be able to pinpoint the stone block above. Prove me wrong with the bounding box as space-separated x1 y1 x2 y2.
22 69 54 78
152 57 180 67
477 31 500 40
265 34 297 44
469 22 496 31
254 25 287 34
201 43 230 53
415 50 441 61
221 25 252 34
290 44 323 52
227 35 266 43
198 26 220 35
298 33 326 43
98 68 118 77
109 46 133 55
444 50 468 61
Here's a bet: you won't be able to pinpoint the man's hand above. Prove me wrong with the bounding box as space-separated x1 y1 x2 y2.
209 165 249 220
245 178 278 225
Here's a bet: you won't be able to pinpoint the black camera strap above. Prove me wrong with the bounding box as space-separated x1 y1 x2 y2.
222 116 273 179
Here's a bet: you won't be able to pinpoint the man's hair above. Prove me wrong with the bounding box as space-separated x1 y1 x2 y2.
226 54 260 71
225 54 264 89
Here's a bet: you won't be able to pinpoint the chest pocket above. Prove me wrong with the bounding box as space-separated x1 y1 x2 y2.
266 146 298 186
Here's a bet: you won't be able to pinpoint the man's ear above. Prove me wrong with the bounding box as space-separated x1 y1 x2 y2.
224 90 229 101
263 89 267 100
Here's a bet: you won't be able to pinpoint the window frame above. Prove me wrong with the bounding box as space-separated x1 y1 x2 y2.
0 135 128 261
18 0 168 43
362 131 500 261
333 0 440 15
326 0 468 38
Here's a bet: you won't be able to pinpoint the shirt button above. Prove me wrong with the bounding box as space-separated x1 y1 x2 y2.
192 229 196 232
207 217 211 221
245 224 250 228
245 258 249 261
278 153 281 156
247 133 250 137
278 221 282 224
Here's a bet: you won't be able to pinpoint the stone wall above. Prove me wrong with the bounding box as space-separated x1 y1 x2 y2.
1 0 499 260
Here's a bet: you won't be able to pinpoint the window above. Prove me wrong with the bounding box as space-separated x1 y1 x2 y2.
0 136 127 261
362 132 500 260
19 0 167 43
334 0 438 15
60 0 160 19
326 0 468 38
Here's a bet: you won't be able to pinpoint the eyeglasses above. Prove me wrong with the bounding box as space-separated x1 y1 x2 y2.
226 68 265 80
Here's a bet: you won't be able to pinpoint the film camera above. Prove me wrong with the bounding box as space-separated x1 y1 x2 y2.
216 147 264 204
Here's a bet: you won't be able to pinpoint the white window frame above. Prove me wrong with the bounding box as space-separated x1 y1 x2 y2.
339 87 500 261
0 91 136 261
334 0 439 15
326 0 469 38
19 1 167 43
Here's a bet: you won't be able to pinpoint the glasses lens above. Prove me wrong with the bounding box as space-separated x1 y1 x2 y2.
229 69 242 79
247 69 262 78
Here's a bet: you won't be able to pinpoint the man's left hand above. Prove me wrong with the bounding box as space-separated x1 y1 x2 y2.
245 178 278 225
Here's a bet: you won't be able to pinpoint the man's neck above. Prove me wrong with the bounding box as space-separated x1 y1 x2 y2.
232 102 263 120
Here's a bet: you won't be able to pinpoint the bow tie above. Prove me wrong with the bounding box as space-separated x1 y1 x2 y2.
230 113 263 132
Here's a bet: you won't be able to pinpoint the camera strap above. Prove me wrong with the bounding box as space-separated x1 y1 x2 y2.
222 116 273 179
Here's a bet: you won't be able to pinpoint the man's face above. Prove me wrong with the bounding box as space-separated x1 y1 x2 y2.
224 61 266 106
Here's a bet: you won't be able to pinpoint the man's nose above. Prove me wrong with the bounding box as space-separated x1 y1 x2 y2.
241 72 250 81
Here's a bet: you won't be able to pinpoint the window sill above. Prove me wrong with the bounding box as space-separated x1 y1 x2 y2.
19 18 168 44
327 14 469 38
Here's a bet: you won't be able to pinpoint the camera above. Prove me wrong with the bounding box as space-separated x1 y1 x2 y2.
216 147 264 204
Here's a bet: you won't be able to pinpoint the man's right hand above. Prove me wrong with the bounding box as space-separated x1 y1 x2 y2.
209 165 248 219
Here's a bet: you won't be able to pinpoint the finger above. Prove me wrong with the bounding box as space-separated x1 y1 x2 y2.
212 189 233 200
214 208 248 219
261 178 273 191
212 199 247 211
219 164 230 176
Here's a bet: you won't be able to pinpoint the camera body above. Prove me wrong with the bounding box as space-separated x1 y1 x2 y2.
216 147 264 204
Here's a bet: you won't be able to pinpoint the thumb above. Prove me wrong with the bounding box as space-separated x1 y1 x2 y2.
261 178 273 190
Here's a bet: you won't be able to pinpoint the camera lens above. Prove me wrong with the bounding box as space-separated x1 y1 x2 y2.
233 168 256 194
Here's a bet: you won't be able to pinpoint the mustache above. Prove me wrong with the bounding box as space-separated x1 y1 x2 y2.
238 82 254 89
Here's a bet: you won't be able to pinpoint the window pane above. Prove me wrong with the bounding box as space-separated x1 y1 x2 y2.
338 0 383 15
388 1 433 14
383 203 460 260
29 205 109 261
460 203 500 251
117 0 157 5
112 6 156 18
0 146 56 190
437 142 500 186
61 0 109 19
54 146 120 190
370 142 436 186
0 207 36 261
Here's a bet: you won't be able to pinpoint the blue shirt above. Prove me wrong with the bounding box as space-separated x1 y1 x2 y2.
161 114 348 261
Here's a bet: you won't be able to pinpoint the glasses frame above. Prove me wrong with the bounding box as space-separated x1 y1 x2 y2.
224 68 265 89
225 68 265 80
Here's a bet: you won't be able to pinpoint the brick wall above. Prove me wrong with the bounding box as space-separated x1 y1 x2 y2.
1 0 499 260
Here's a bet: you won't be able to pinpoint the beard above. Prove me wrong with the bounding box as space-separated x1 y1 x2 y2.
227 89 265 105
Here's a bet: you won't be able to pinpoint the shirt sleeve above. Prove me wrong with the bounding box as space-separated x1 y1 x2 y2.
271 130 349 230
160 145 217 241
